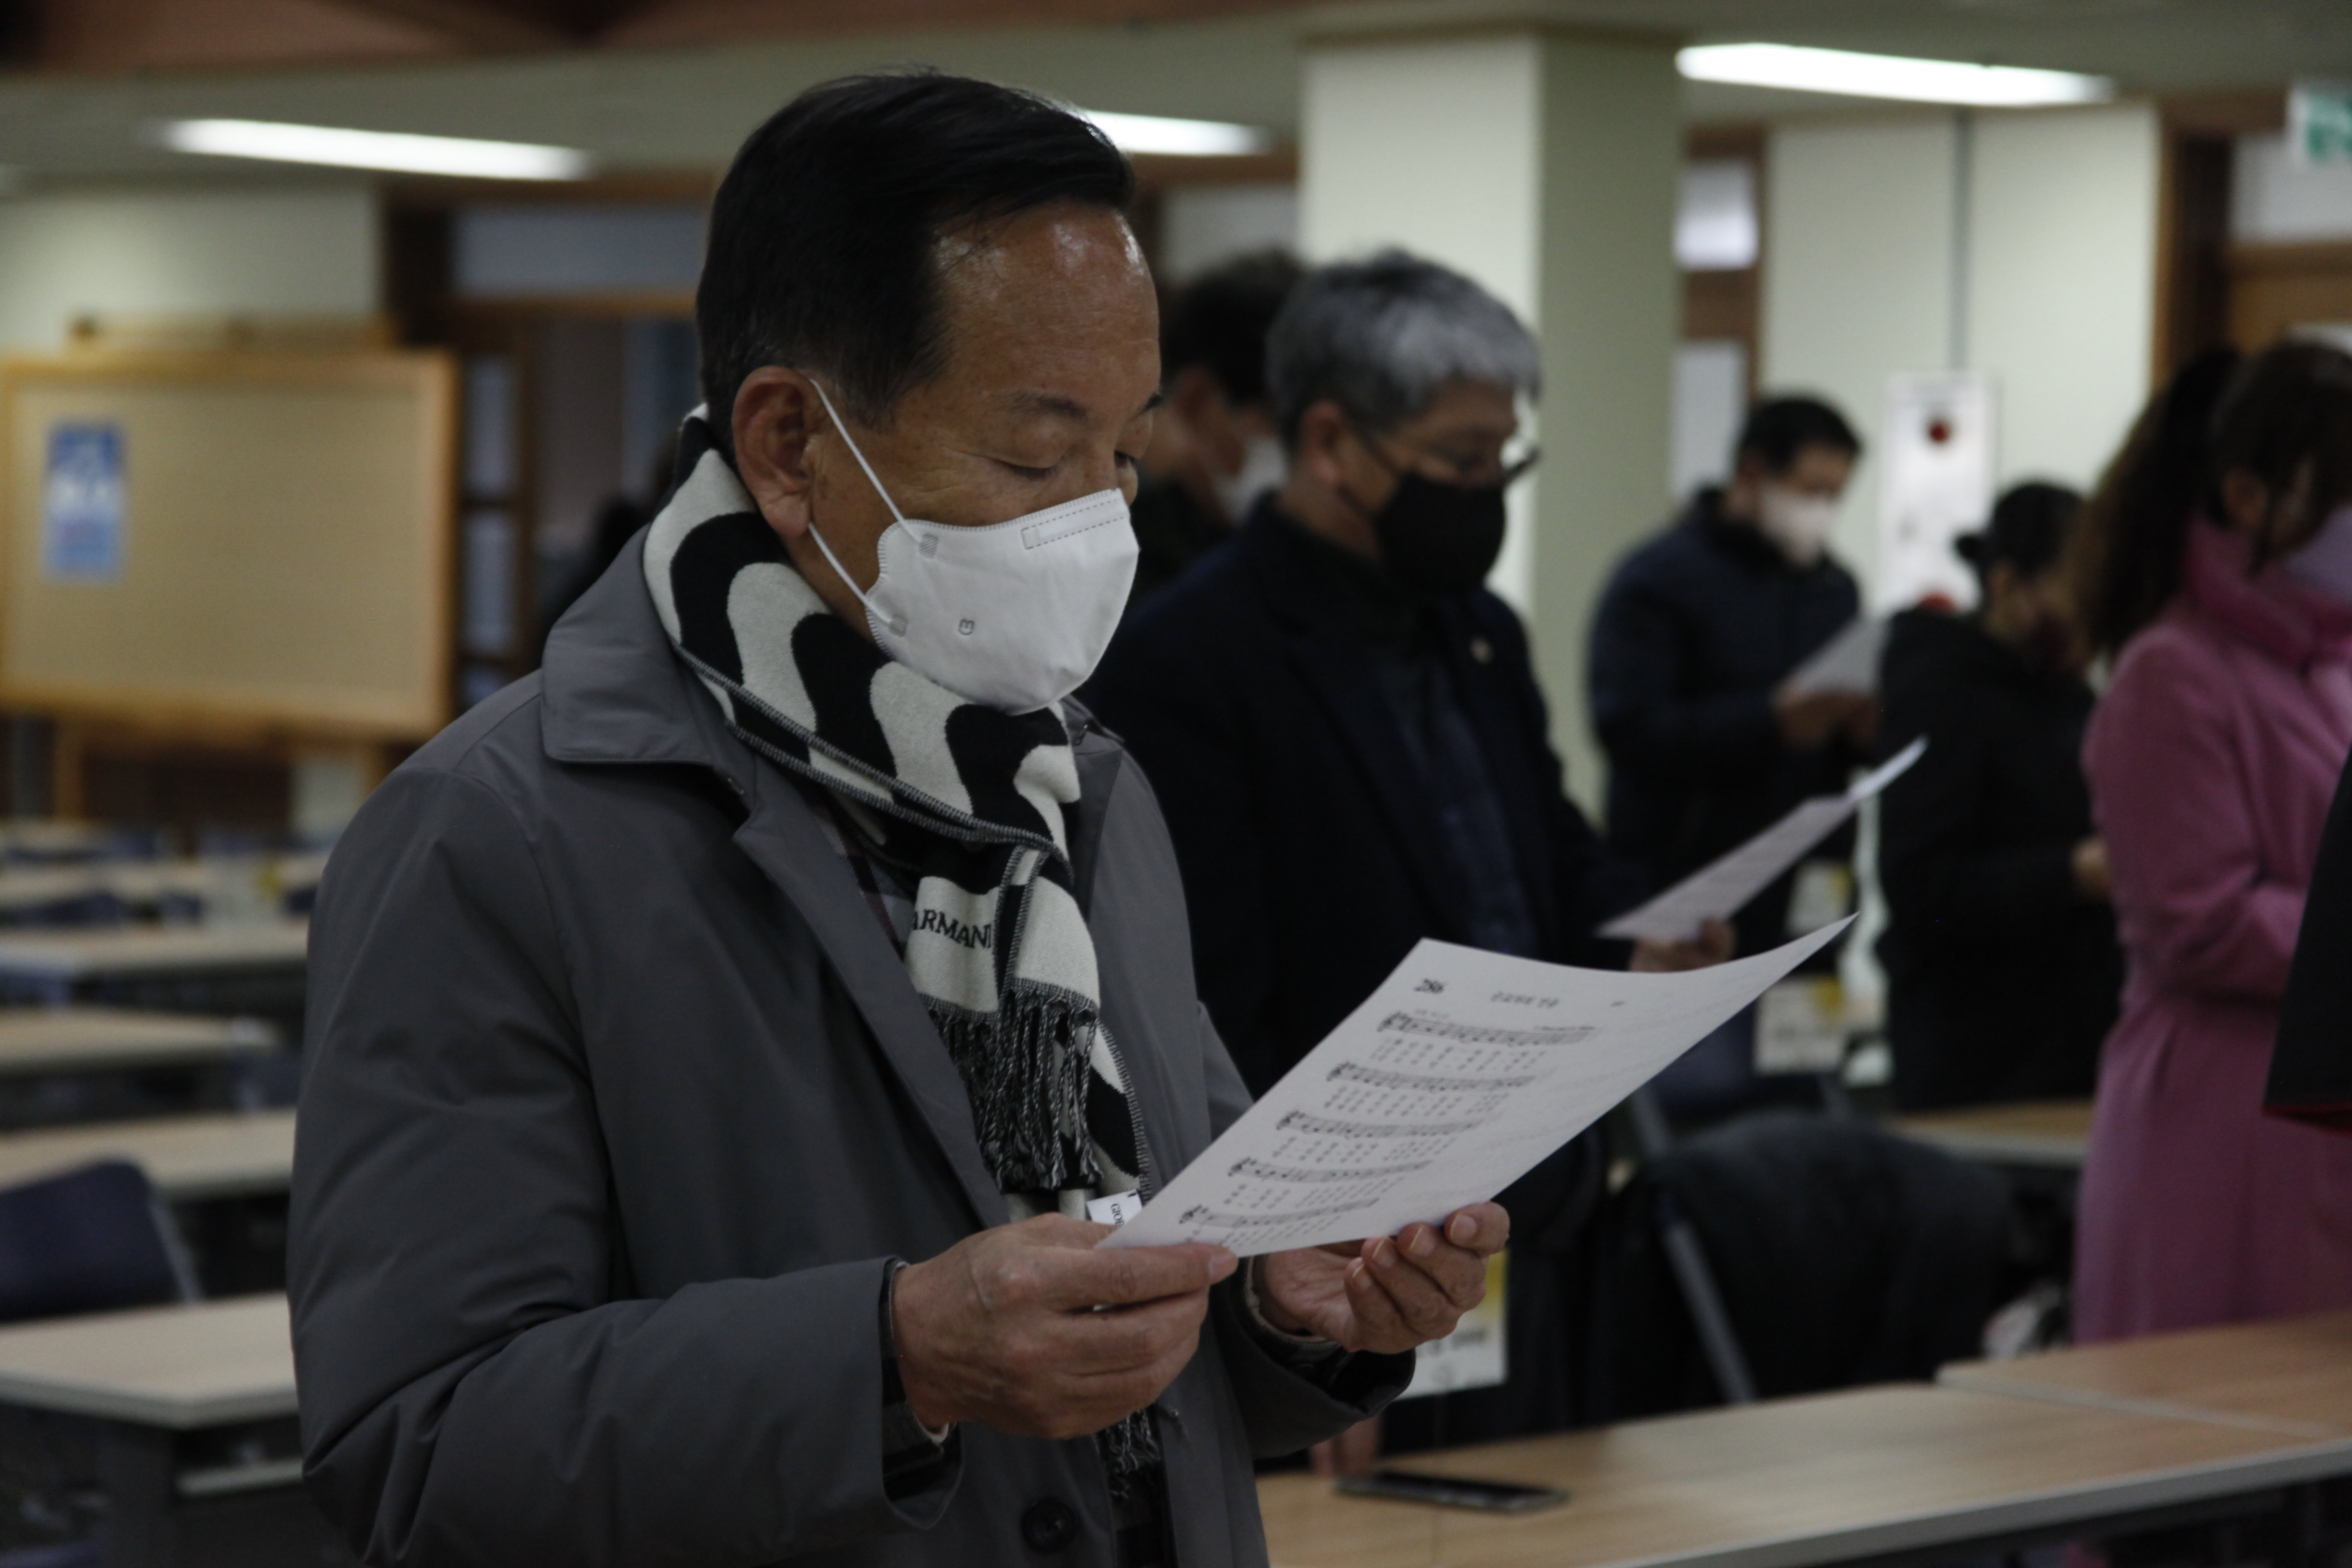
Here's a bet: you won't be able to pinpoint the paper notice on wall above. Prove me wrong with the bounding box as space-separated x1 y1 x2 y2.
42 423 125 583
1599 739 1925 944
1098 919 1851 1259
1879 372 1994 614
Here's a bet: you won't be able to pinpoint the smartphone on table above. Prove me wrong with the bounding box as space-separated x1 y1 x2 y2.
1335 1470 1569 1514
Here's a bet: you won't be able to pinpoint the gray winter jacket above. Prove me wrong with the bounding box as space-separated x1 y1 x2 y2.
288 539 1406 1567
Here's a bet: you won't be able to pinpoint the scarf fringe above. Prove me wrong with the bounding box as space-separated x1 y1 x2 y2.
936 988 1103 1196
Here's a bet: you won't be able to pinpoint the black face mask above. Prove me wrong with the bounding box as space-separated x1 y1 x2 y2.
1367 470 1509 597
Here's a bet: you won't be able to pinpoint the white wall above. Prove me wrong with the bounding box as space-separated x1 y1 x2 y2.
0 186 378 351
1159 183 1299 284
1761 105 2160 599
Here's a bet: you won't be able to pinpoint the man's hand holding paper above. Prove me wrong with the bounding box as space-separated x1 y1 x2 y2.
1253 1203 1509 1354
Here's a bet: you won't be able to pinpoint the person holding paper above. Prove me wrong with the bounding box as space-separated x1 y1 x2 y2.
291 77 1501 1568
2069 342 2352 1343
1875 482 2122 1111
1088 253 1725 1457
1588 397 1870 1109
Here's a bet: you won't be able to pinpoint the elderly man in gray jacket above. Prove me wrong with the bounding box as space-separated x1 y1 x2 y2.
289 72 1506 1568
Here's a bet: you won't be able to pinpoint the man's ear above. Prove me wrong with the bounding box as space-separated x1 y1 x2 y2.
732 368 821 542
1293 400 1353 493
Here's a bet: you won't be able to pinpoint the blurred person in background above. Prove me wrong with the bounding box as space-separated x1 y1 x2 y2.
2070 341 2352 1342
1587 397 1869 1116
1127 250 1301 605
1875 481 2121 1112
1089 251 1725 1466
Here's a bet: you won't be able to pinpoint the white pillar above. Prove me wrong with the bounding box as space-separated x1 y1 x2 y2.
1299 27 1681 815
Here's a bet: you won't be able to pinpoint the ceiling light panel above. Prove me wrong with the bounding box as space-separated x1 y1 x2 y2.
1677 44 2115 108
1075 109 1273 157
155 119 593 181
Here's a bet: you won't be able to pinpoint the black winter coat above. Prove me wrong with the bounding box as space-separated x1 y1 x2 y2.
1086 504 1646 1443
1874 608 2122 1111
1088 506 1643 1096
1588 493 1865 959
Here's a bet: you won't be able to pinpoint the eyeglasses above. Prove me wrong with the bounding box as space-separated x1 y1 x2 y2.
1362 426 1541 490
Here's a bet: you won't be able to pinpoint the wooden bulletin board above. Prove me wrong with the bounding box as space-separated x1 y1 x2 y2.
0 351 455 740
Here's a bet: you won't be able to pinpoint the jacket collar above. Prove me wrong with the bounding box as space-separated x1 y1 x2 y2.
2181 521 2352 671
540 529 740 776
539 530 1011 1228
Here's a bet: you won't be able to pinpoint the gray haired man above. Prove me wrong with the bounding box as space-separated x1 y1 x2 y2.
1087 251 1727 1461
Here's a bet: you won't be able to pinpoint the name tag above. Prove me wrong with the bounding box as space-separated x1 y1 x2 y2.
1087 1190 1141 1227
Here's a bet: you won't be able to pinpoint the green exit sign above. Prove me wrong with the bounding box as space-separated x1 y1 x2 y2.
2292 80 2352 166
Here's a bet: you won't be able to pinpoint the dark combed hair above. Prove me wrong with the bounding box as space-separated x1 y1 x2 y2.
1161 250 1302 407
2069 340 2352 656
696 71 1135 445
1735 395 1862 473
1957 481 2083 585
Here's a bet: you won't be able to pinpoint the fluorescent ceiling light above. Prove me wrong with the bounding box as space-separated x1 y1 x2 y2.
155 119 593 180
1677 44 2113 108
1075 108 1273 157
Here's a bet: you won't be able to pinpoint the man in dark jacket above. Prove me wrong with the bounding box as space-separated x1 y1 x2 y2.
1088 253 1723 1448
290 77 1502 1568
1589 397 1872 967
1876 482 2120 1111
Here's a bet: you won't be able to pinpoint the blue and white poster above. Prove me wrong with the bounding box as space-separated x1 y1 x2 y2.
42 423 125 582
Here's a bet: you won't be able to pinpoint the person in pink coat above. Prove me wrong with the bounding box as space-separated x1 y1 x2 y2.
2071 340 2352 1342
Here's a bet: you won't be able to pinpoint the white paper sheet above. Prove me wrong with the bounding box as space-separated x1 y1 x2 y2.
1598 738 1926 944
1098 918 1851 1257
1783 617 1889 697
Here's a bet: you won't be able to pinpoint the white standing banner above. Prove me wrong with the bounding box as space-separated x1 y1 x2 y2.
1878 371 1995 614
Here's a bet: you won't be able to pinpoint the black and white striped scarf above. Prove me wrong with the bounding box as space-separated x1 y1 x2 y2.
642 413 1162 1487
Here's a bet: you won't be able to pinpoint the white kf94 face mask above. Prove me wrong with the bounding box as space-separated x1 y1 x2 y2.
800 380 1140 714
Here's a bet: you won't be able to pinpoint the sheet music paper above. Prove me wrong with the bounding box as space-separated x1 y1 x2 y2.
1099 919 1851 1258
1783 617 1889 697
1599 738 1927 944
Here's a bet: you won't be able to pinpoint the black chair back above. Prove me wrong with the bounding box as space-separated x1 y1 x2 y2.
0 1161 195 1325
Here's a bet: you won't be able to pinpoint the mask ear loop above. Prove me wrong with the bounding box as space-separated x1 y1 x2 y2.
798 376 910 636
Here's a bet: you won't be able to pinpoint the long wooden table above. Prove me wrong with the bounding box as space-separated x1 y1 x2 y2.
1886 1099 2094 1171
0 1295 333 1565
0 1110 296 1202
0 1295 293 1430
0 922 309 985
1258 1382 2352 1568
1940 1311 2352 1438
0 1007 276 1078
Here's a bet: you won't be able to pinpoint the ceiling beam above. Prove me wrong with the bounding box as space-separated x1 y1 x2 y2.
322 0 651 49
